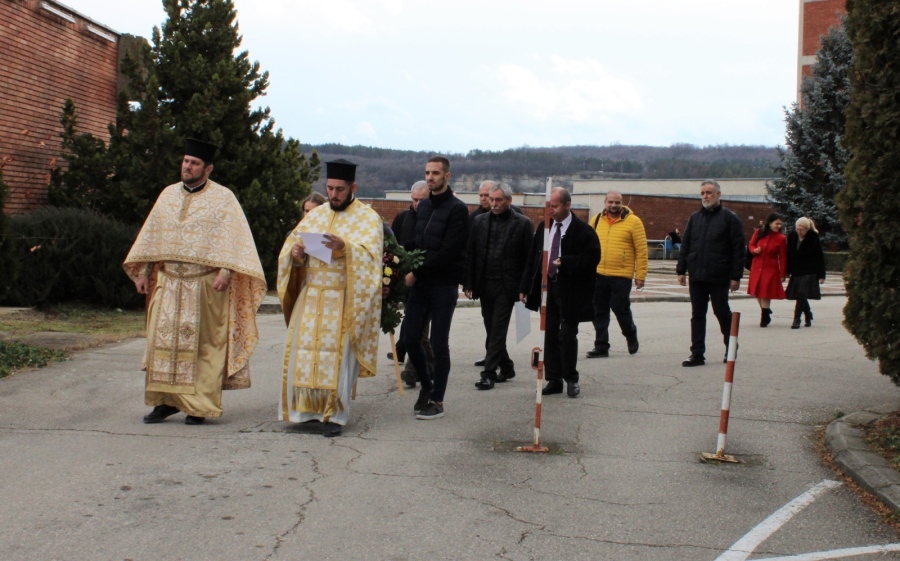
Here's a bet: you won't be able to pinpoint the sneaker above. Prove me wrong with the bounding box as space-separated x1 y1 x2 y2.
414 387 432 413
416 401 444 420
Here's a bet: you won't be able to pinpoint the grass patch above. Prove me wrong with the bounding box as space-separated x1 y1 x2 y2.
0 340 65 379
0 303 145 339
866 411 900 472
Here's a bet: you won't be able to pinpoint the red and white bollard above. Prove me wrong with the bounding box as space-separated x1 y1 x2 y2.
517 348 549 453
701 311 741 463
517 178 553 454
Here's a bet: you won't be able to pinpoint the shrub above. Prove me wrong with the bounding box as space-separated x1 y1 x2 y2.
0 341 65 379
823 251 849 273
2 207 142 309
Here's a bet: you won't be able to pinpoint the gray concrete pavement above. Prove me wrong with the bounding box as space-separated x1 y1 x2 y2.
2 295 900 560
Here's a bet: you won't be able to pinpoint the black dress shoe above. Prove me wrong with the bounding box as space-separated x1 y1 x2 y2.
542 381 564 395
475 371 496 390
400 369 418 389
586 347 609 358
184 415 205 425
143 405 179 424
682 355 705 367
627 334 639 355
474 358 486 367
567 382 580 398
323 422 342 437
496 370 516 383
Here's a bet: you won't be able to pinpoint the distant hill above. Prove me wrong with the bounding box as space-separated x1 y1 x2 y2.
299 143 781 197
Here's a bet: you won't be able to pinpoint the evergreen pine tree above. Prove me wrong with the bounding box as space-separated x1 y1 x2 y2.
838 1 900 383
767 21 852 246
50 0 319 284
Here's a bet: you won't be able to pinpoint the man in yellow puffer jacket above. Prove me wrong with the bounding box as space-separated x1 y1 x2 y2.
586 191 648 358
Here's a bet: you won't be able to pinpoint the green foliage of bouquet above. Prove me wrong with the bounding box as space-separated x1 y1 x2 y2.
380 222 423 334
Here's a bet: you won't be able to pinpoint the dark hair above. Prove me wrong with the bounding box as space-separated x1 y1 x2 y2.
757 212 782 240
427 156 450 172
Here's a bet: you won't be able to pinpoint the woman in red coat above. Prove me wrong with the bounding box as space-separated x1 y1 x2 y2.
747 213 787 327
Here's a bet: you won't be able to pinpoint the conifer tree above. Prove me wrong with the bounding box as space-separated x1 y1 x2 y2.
767 21 851 246
838 0 900 383
50 0 319 283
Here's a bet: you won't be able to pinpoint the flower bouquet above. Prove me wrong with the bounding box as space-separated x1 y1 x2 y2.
381 222 424 335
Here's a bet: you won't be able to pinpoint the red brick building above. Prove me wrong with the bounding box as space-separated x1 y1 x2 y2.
797 0 846 103
0 0 137 214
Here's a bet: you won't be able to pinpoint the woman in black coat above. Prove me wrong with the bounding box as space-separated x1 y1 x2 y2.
785 217 826 328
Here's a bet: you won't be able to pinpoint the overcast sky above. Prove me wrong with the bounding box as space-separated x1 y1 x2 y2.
61 0 800 153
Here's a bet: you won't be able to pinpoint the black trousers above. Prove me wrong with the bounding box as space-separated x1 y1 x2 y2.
544 279 579 383
591 274 637 351
688 280 732 358
480 279 515 374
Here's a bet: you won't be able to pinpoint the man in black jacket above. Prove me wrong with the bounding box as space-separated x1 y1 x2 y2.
519 187 600 398
465 183 534 390
390 180 431 387
402 156 469 420
676 180 745 367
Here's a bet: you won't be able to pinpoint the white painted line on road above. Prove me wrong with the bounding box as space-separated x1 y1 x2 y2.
753 543 900 560
715 480 842 561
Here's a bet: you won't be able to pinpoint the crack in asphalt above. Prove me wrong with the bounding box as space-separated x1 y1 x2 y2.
263 453 322 561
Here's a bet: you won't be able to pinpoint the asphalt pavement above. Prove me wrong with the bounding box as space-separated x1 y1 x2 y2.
2 291 900 560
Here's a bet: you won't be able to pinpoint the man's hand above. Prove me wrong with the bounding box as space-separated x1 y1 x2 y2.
464 290 473 299
323 234 345 252
213 273 230 292
405 272 416 287
291 242 306 262
135 277 149 295
635 279 645 290
519 293 527 304
677 274 686 286
730 280 740 292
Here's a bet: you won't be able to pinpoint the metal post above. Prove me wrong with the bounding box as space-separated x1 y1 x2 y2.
702 312 741 463
517 177 553 454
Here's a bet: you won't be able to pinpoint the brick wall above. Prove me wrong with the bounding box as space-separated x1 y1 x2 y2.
0 0 120 214
802 0 846 58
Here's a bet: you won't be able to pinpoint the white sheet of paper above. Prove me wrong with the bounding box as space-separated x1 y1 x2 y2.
294 232 332 265
515 301 531 343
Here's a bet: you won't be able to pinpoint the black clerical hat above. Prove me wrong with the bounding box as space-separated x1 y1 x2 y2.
184 138 218 164
325 159 358 182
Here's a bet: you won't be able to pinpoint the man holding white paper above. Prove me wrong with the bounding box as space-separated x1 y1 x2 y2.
277 159 383 437
464 183 533 390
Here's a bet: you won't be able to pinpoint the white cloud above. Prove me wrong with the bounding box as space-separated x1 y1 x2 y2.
357 121 377 138
499 56 642 124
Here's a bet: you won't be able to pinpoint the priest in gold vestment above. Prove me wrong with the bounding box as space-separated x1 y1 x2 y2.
124 139 266 425
277 159 383 437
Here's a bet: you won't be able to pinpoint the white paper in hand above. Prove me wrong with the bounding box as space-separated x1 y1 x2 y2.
293 232 332 265
515 301 531 343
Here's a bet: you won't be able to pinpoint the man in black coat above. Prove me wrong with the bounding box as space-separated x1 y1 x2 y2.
465 183 534 390
401 156 469 420
390 181 432 387
676 180 745 367
519 187 600 398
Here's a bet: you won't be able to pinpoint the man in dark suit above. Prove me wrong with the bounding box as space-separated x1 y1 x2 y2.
465 183 534 390
520 187 600 398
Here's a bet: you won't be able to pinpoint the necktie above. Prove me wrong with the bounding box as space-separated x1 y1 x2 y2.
548 221 561 278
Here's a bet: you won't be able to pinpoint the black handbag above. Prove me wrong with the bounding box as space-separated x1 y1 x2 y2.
744 229 758 271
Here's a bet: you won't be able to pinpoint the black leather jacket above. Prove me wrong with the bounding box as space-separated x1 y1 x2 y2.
465 209 534 299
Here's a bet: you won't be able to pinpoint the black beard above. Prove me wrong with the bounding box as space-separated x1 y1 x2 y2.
330 195 354 212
